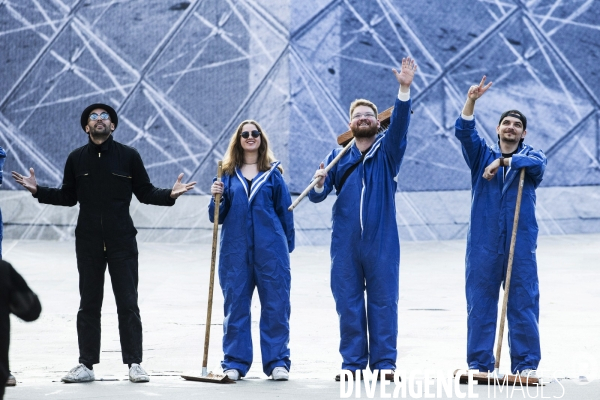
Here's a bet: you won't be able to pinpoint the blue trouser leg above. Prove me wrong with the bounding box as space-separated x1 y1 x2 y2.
219 260 254 376
507 252 541 374
466 253 503 372
363 240 399 371
254 258 291 376
331 247 368 371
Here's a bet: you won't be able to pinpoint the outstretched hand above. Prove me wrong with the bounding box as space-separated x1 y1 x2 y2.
170 173 197 199
467 75 493 101
392 57 417 91
12 168 38 194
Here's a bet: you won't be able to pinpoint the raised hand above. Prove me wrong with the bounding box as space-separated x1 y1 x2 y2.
392 57 418 90
467 75 493 101
12 168 38 194
170 173 197 199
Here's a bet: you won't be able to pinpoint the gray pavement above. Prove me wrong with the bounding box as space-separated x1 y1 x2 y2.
2 234 599 399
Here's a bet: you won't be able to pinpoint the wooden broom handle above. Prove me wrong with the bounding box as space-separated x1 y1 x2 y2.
203 161 223 370
494 168 526 370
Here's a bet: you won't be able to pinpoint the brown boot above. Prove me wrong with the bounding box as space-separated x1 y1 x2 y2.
335 370 364 381
378 370 398 381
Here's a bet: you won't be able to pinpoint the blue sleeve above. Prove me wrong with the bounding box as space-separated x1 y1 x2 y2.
512 148 547 188
0 146 6 185
208 176 230 224
307 150 337 203
382 97 411 170
454 115 489 172
273 172 295 253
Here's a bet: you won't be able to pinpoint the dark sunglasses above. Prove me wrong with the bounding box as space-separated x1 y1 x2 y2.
240 130 261 139
89 112 110 121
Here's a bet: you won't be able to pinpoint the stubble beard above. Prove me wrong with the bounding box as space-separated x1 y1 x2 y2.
499 129 521 145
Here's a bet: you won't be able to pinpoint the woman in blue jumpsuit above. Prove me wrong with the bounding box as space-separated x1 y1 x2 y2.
209 120 294 381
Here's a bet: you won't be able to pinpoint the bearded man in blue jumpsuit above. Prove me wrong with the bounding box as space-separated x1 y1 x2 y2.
455 76 546 377
309 57 417 380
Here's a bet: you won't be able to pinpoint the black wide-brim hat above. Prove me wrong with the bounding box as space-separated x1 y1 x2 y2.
80 103 118 132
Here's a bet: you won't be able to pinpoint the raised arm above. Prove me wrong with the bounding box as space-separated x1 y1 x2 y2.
455 76 493 172
383 57 417 168
462 75 492 117
392 56 417 95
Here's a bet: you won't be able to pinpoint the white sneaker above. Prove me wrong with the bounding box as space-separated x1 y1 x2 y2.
271 366 289 381
224 369 240 381
520 369 538 379
61 364 95 383
129 363 150 383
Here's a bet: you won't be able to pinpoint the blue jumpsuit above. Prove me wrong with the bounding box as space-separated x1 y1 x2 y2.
455 116 547 374
308 97 411 371
208 162 295 377
0 146 5 259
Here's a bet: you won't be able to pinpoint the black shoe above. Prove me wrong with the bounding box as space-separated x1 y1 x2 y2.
6 373 16 387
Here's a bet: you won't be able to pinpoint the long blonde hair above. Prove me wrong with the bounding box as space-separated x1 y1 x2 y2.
222 119 283 175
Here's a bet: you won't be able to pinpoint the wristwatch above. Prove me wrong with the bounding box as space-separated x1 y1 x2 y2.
499 157 505 167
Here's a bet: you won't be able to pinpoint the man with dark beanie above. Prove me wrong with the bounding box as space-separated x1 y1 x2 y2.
12 103 196 383
455 77 546 378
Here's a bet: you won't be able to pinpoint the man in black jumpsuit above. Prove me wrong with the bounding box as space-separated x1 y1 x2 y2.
1 260 42 399
12 103 196 383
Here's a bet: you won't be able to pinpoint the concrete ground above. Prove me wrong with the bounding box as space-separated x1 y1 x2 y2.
2 234 599 399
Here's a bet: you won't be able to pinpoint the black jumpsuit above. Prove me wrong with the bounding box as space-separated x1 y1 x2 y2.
34 135 174 366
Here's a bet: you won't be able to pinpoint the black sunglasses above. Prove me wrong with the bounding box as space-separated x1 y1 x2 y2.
89 112 110 121
240 130 261 139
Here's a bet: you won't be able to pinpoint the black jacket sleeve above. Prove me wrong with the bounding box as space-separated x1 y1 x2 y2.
34 155 78 207
1 261 42 322
131 150 175 206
